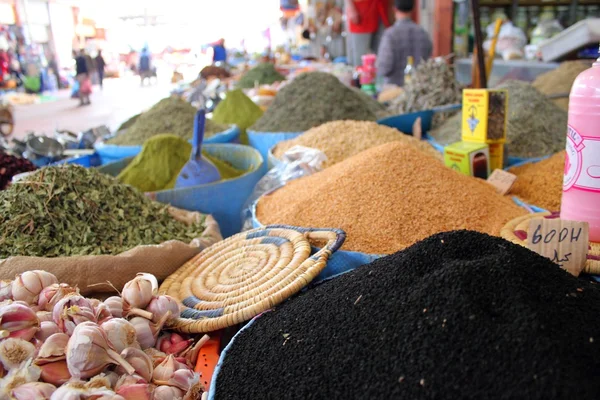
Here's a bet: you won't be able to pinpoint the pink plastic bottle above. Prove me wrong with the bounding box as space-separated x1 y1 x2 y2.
561 48 600 241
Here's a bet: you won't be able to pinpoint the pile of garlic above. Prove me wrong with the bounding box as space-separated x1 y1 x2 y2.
0 270 209 400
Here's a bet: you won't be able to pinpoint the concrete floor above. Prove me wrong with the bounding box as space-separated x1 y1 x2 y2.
11 76 173 139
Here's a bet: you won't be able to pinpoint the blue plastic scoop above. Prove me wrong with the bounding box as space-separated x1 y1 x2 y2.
175 109 221 188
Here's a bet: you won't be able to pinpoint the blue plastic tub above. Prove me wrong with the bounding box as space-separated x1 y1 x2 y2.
377 104 461 135
51 153 102 167
247 130 303 170
95 125 240 165
98 143 265 237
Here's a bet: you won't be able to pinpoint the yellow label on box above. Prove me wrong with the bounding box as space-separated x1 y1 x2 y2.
462 89 508 144
444 141 490 179
488 142 505 171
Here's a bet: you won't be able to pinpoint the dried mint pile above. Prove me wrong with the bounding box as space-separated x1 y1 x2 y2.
0 165 207 258
430 80 567 158
250 72 377 133
215 230 600 400
108 97 229 145
236 63 285 89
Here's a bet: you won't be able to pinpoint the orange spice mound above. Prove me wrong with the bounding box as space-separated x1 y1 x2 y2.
257 141 527 254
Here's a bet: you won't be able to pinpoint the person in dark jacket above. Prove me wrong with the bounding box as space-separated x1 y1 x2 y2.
139 47 152 86
95 50 106 89
212 39 227 63
75 49 91 105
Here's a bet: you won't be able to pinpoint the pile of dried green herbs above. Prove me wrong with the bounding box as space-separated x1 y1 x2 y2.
108 97 229 145
430 80 567 158
250 72 377 133
0 165 207 258
236 63 285 89
386 59 462 127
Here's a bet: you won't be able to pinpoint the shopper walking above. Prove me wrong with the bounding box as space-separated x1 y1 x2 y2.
345 0 395 67
212 38 227 64
139 47 152 86
376 0 432 86
95 50 106 89
75 49 91 105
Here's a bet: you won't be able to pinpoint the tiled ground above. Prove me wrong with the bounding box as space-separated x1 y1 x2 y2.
11 76 173 139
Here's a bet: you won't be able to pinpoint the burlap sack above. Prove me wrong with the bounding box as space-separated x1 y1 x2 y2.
0 207 222 296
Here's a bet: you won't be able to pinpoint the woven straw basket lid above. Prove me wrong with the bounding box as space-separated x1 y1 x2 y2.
501 212 600 275
159 225 345 333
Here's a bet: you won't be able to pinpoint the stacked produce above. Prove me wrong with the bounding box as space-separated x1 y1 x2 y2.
257 142 525 254
430 80 567 158
272 120 442 167
533 61 591 110
508 151 565 211
0 270 206 399
250 72 377 133
108 98 229 146
214 230 600 400
387 59 462 127
199 66 231 80
0 151 36 190
236 63 285 89
0 165 208 258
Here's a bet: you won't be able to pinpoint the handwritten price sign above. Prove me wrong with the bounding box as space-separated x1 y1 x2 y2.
527 218 589 276
487 169 517 195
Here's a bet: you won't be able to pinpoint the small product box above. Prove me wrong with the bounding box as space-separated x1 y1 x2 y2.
444 141 490 179
461 89 508 144
488 142 505 171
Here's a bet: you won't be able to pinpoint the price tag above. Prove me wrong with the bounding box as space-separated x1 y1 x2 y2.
487 169 517 195
527 218 589 276
412 117 422 140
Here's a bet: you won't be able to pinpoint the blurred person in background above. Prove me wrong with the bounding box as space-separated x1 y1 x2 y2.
75 49 92 105
95 50 106 89
212 38 227 64
139 47 152 85
345 0 395 66
376 0 431 86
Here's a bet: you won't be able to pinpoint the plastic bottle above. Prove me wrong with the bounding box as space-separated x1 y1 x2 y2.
404 56 414 84
560 46 600 241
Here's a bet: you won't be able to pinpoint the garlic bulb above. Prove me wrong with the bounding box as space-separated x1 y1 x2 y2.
101 319 139 353
38 360 71 386
146 295 180 322
156 332 192 355
0 360 42 398
116 383 153 400
11 271 58 305
38 284 79 312
129 312 170 349
152 386 184 400
116 347 153 382
121 274 158 310
168 369 200 392
0 338 36 370
0 280 12 302
0 302 40 341
66 322 135 379
52 295 96 335
35 321 61 342
152 354 178 385
49 384 118 400
36 332 69 364
184 379 206 400
11 381 56 400
103 296 153 320
86 374 113 390
37 311 54 323
93 301 113 325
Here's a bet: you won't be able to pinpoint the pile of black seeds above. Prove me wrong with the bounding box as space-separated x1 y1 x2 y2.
250 72 377 133
214 230 600 400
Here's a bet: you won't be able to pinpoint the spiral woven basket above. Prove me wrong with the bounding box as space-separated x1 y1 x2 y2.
500 212 600 275
159 224 346 333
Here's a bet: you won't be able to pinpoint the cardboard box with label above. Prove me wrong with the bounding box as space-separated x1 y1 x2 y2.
444 142 490 179
461 89 508 144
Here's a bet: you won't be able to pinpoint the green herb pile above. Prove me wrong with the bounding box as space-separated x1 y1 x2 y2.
430 80 567 158
250 72 377 133
236 63 285 89
0 165 207 258
108 97 229 145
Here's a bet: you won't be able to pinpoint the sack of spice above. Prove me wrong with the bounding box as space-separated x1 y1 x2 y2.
0 165 223 294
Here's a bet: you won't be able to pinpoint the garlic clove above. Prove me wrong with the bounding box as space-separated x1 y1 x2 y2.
183 376 205 400
157 332 193 355
122 275 156 310
94 302 113 325
116 383 154 400
146 295 180 323
152 385 184 400
136 273 158 296
0 280 13 302
0 359 42 398
36 332 70 364
130 312 171 350
116 347 153 383
38 360 71 386
37 311 54 323
35 321 61 342
101 319 139 354
11 271 58 305
86 373 113 390
152 354 179 386
0 337 36 370
104 296 153 321
178 335 210 366
0 302 40 341
52 295 96 336
11 381 56 400
38 284 79 312
49 384 118 400
168 368 200 392
66 322 135 379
